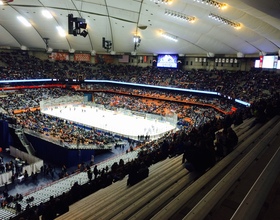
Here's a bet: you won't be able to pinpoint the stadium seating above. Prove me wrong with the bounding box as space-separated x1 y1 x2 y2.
152 116 280 220
54 116 277 220
230 146 280 220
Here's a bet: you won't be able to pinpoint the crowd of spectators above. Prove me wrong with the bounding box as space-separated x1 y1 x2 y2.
86 66 279 103
0 51 279 156
1 51 280 104
0 86 228 149
0 88 119 149
1 51 280 219
92 91 225 129
0 51 48 80
0 88 82 114
81 84 234 112
12 91 280 219
1 85 279 176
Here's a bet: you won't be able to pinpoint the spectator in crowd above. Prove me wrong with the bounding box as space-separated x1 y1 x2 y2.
0 51 280 218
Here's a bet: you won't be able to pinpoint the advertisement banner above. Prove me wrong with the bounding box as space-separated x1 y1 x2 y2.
74 54 91 62
50 52 69 61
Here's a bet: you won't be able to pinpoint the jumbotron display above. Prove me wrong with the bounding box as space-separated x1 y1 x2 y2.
156 54 178 68
255 55 279 69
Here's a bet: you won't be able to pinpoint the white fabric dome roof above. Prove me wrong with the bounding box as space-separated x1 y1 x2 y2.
0 0 279 56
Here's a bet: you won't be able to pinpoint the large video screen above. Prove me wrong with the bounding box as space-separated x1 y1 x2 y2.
156 54 178 68
262 55 278 69
254 60 260 68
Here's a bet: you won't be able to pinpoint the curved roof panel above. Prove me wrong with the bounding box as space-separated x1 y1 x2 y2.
0 0 279 56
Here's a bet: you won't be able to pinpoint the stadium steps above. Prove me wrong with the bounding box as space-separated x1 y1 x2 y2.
127 119 264 220
3 116 261 220
180 119 280 220
232 117 255 136
150 115 280 220
202 122 280 220
61 157 179 220
91 156 185 220
13 151 139 212
214 117 256 144
67 156 183 218
113 166 196 220
0 208 16 220
81 154 176 206
56 116 268 220
57 155 185 220
255 164 280 220
15 128 36 155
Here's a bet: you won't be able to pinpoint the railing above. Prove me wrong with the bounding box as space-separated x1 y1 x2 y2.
15 128 35 155
22 132 36 155
23 128 113 150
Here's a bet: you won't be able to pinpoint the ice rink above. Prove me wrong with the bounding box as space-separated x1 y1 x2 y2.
41 104 176 140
